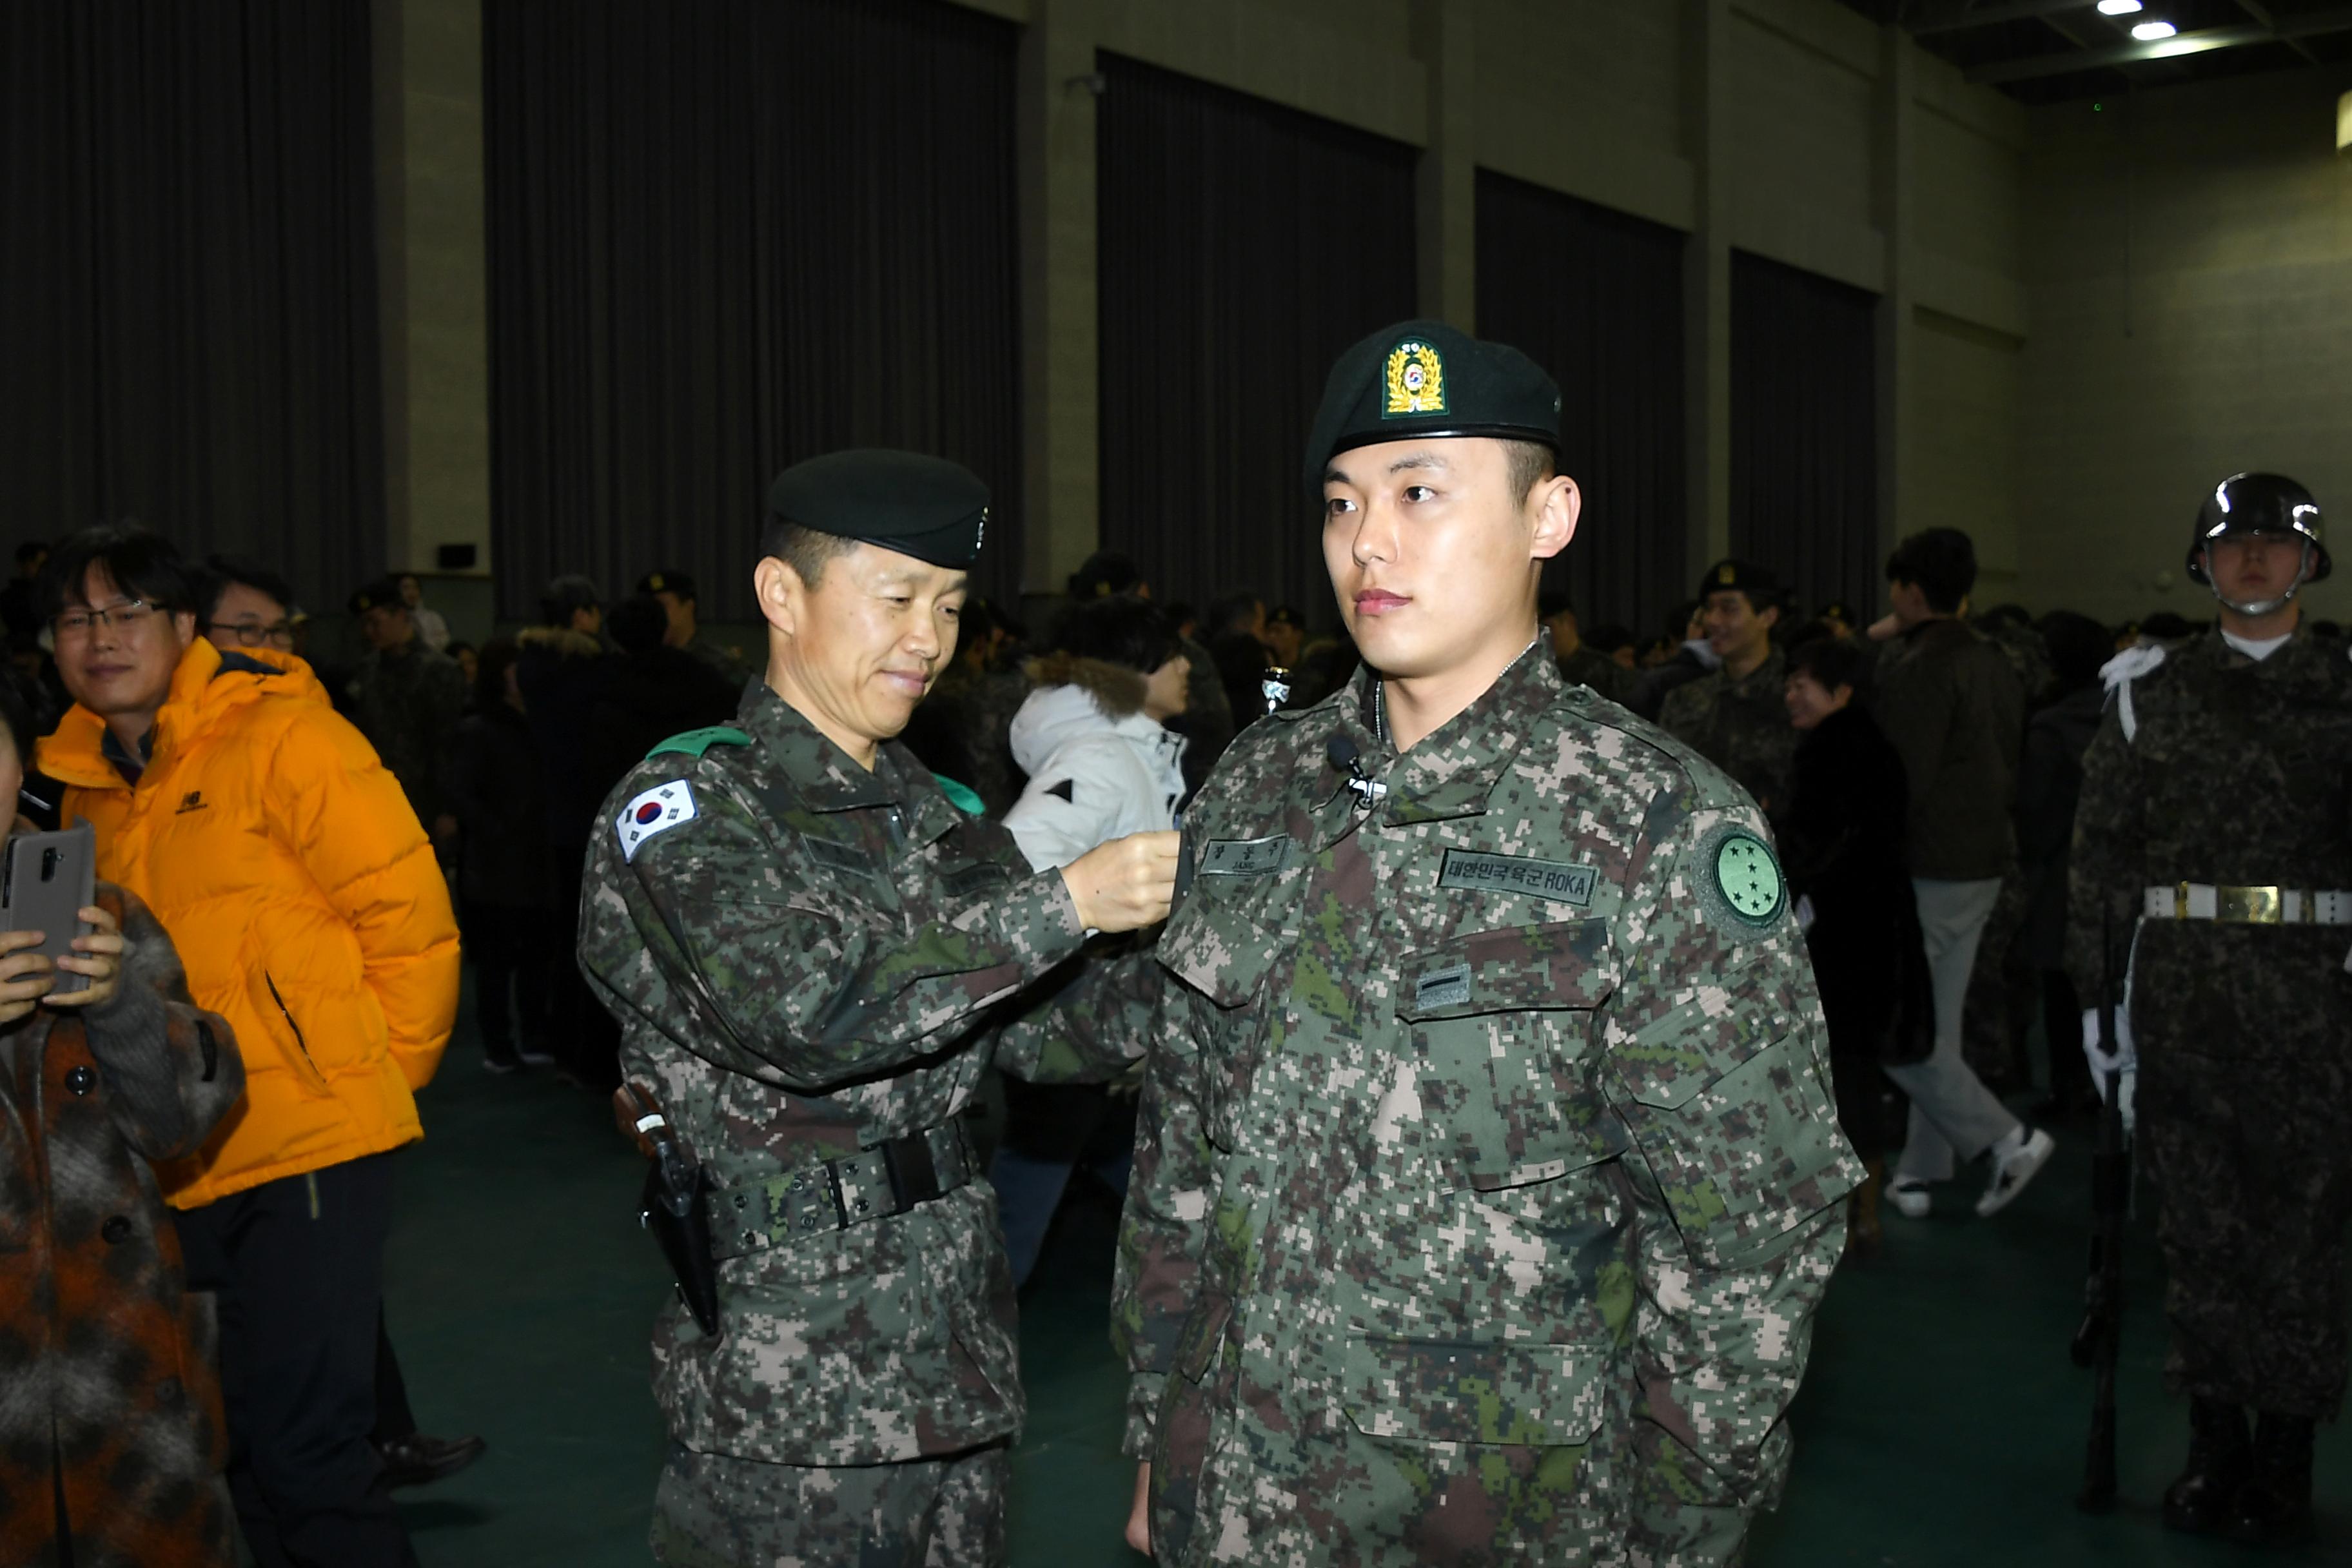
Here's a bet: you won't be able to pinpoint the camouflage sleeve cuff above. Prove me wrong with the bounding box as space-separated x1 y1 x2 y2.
977 865 1090 979
1122 1373 1167 1458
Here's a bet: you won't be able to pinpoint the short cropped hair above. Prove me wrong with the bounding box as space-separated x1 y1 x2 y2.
1885 527 1977 615
199 556 296 621
761 521 858 591
1500 439 1555 504
607 593 671 656
1050 594 1184 676
38 524 193 623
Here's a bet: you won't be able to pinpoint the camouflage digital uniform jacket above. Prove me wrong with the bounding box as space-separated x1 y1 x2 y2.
1115 649 1857 1566
346 640 467 826
2067 627 2352 1416
578 682 1139 1466
1657 648 1796 818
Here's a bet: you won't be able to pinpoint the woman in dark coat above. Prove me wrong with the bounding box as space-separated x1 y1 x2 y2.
0 681 246 1567
1778 637 1931 1259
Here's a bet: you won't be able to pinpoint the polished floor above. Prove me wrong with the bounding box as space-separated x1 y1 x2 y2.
385 988 2347 1565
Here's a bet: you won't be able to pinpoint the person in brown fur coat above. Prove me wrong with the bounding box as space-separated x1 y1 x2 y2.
0 676 246 1568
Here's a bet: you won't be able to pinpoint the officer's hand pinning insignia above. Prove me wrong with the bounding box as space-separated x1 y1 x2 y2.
618 780 698 863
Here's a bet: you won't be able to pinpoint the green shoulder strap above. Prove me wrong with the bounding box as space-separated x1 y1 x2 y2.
932 774 985 817
648 725 753 760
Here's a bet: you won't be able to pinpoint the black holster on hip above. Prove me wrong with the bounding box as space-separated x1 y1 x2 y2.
616 1083 721 1337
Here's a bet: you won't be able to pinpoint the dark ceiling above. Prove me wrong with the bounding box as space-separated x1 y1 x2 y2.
1836 0 2352 103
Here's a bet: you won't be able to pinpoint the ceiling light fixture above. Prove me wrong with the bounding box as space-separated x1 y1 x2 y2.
2132 21 2179 41
2096 1 2143 14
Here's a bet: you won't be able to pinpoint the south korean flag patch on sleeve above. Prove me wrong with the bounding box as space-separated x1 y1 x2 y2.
617 780 698 863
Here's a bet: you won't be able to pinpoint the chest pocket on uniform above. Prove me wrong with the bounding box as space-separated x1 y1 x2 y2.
1394 920 1620 1191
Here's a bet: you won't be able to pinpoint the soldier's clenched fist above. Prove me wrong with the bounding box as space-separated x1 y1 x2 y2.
1060 830 1179 933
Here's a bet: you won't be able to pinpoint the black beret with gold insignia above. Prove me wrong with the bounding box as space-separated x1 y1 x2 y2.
348 574 405 615
1696 558 1783 606
765 449 989 569
636 569 698 600
1304 319 1562 487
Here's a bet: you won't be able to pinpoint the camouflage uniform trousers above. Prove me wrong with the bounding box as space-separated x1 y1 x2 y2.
652 1441 1011 1568
1959 860 2031 1088
2132 924 2352 1420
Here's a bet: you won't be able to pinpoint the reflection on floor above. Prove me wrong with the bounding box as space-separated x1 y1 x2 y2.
387 1003 2344 1565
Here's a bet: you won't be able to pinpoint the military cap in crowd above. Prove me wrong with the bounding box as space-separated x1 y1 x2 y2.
1304 318 1562 484
540 574 603 621
636 569 699 601
1818 599 1856 628
1696 558 1783 606
767 449 989 569
2189 471 2329 583
1067 550 1143 600
348 575 407 616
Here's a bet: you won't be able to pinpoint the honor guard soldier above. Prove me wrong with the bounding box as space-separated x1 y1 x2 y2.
1659 559 1796 816
578 449 1178 1566
2071 472 2352 1547
1113 322 1858 1565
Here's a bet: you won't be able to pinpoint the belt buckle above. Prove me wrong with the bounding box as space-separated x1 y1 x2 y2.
2219 885 2280 925
879 1133 943 1209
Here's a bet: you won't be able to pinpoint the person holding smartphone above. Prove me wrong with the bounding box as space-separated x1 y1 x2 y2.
0 679 248 1567
34 525 460 1568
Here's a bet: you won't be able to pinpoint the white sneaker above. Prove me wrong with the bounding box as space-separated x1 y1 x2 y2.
1977 1129 2055 1217
1887 1177 1932 1219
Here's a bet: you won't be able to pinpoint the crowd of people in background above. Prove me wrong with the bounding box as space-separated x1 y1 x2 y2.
4 507 2344 1567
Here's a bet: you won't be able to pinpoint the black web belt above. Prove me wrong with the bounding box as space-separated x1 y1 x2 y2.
705 1120 979 1261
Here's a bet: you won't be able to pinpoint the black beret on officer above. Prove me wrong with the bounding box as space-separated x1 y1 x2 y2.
1304 318 1563 485
348 575 406 616
766 449 990 569
637 568 700 600
1695 558 1783 607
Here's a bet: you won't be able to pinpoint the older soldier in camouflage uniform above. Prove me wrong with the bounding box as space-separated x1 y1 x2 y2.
346 575 468 836
1116 322 1857 1566
1659 561 1796 817
578 450 1177 1567
2072 473 2352 1547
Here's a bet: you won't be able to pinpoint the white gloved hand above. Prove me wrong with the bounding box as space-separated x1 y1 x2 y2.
2081 1006 2139 1135
1794 894 1818 934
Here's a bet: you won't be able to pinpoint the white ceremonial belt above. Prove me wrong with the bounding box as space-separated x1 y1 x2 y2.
2142 884 2352 926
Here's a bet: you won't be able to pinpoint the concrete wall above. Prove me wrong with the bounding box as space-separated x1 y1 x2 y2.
2019 66 2352 624
383 0 2045 620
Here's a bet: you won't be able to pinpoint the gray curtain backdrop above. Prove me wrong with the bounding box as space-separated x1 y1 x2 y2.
1476 172 1690 646
0 0 385 613
1730 251 1881 619
1095 54 1419 624
483 0 1025 621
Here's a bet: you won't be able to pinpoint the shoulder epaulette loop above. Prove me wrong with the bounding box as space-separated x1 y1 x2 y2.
649 725 753 760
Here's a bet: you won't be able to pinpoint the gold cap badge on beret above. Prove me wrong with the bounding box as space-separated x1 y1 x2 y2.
647 574 665 592
1382 340 1446 418
1717 564 1735 585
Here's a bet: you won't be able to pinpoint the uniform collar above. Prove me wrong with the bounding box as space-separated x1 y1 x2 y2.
1347 639 1562 826
735 681 963 845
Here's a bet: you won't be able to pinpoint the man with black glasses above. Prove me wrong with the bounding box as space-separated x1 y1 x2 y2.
36 525 461 1568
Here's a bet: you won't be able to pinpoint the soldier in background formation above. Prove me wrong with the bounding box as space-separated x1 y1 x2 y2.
578 450 1178 1565
1114 320 1855 1565
345 575 468 848
2072 473 2352 1547
1659 558 1798 814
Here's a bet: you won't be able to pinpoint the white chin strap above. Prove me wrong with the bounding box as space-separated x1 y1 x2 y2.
2207 542 2313 618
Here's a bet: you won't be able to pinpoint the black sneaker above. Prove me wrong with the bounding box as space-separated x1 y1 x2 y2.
377 1432 487 1489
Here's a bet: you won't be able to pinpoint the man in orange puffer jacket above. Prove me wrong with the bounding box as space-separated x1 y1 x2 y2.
35 525 459 1568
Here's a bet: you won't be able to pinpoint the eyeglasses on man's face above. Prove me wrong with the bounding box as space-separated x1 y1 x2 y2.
206 618 297 649
54 599 167 640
